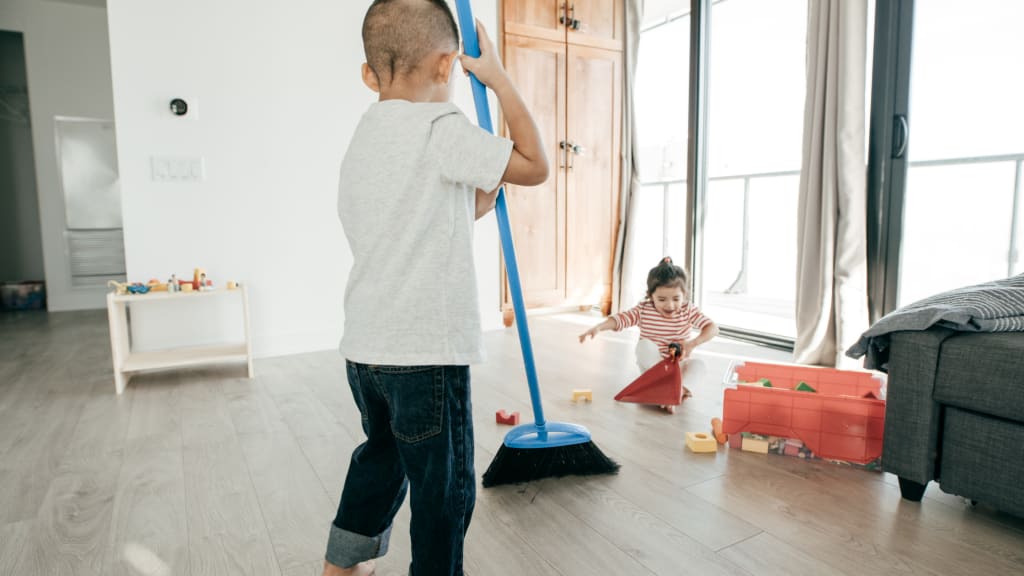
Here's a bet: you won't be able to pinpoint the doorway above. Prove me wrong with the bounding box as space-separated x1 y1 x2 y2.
0 31 45 311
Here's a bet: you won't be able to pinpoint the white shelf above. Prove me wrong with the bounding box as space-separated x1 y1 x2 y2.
122 343 249 373
107 284 253 394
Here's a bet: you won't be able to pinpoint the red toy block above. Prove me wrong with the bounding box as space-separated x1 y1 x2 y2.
495 410 520 426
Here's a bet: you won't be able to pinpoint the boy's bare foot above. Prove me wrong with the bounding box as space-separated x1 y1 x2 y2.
323 559 375 576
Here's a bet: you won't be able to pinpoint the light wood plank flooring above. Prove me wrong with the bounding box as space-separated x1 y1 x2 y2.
1 309 1022 576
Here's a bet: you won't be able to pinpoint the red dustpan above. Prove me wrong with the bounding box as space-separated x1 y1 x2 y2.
615 343 683 405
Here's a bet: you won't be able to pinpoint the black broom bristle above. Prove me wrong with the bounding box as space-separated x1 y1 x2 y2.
481 441 620 488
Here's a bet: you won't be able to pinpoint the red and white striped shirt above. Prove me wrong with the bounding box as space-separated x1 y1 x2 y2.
611 300 713 357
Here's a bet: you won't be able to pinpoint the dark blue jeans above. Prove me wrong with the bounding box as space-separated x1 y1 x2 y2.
325 361 475 576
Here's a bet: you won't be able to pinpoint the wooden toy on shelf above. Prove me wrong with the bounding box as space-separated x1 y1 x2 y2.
495 410 520 426
572 389 593 403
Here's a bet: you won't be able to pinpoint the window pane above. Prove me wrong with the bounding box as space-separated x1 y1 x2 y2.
631 4 690 304
898 0 1024 306
700 0 807 338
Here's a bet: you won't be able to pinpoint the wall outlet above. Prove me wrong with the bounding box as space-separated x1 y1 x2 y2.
151 156 204 182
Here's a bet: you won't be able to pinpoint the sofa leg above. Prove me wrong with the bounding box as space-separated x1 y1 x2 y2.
898 477 928 502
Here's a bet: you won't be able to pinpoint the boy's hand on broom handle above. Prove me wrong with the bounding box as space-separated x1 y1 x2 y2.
460 20 548 188
579 318 616 343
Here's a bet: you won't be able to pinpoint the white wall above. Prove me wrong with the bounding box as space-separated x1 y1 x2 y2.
0 0 116 309
0 31 44 283
106 0 501 357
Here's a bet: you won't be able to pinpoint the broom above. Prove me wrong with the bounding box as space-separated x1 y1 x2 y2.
453 0 620 487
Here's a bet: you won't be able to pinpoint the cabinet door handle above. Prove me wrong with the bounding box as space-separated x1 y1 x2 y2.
560 4 580 30
559 140 569 170
565 140 583 170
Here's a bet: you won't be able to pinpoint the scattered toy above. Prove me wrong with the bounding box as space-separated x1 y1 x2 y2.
710 417 728 444
572 389 593 403
495 410 520 426
685 432 717 453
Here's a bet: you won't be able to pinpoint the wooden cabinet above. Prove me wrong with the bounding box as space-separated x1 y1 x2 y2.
504 0 624 50
565 45 622 310
501 0 623 319
503 35 567 307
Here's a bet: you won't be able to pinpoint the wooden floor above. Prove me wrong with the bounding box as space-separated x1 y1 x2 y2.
1 309 1023 576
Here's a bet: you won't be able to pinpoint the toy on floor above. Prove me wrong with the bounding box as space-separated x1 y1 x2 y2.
572 389 593 403
740 433 770 454
711 417 728 444
495 410 520 426
685 432 717 453
614 342 685 412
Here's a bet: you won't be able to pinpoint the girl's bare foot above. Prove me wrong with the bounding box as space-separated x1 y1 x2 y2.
660 404 676 414
682 386 693 400
323 559 375 576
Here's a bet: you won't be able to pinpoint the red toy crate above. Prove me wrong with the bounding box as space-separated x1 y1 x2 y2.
722 361 885 464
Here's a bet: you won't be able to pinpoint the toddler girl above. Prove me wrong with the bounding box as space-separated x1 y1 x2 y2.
580 257 719 412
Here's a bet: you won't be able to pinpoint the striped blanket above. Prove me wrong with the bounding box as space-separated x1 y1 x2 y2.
847 274 1024 370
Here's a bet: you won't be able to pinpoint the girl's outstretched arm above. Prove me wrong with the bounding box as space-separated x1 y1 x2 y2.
579 318 616 343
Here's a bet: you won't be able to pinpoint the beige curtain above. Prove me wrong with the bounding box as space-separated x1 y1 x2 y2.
612 0 644 313
795 0 870 367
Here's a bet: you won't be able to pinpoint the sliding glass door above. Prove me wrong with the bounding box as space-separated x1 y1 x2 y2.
895 0 1024 306
869 0 1024 316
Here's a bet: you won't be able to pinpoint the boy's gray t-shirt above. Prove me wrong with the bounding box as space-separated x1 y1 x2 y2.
338 100 513 366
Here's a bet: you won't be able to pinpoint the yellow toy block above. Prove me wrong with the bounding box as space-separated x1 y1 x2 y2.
741 436 770 454
685 432 717 453
572 389 593 403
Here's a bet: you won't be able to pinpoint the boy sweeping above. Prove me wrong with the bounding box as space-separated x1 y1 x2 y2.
323 1 547 575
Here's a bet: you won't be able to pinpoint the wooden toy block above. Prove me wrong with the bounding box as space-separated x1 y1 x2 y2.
572 389 593 403
685 432 718 453
741 436 770 454
795 381 817 392
710 417 728 444
495 410 520 426
729 433 743 449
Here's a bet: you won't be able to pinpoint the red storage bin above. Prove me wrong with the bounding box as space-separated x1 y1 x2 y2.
722 361 885 464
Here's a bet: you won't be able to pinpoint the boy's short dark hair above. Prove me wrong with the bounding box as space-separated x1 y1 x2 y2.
362 0 460 84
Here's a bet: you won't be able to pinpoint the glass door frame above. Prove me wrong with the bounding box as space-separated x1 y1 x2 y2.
866 0 914 323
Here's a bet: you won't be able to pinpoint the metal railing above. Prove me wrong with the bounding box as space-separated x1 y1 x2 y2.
640 152 1024 296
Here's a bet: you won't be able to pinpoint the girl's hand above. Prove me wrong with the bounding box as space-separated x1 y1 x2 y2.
681 339 697 359
579 326 600 343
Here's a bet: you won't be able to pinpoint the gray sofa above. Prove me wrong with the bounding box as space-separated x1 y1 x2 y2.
883 326 1024 516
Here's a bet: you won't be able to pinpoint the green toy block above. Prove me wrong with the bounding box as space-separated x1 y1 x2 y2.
795 381 816 393
758 378 772 387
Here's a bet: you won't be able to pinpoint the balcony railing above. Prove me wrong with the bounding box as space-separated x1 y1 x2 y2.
640 152 1024 296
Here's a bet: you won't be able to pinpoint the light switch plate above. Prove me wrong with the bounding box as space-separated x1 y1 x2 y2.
151 156 205 182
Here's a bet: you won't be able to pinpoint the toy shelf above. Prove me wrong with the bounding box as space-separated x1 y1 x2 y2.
106 286 253 394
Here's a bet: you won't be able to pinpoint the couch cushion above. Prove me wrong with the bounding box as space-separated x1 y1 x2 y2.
934 331 1024 423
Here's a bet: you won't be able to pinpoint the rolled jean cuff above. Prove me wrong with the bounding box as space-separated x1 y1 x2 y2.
325 523 391 568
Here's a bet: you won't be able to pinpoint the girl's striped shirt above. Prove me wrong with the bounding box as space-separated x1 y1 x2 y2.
611 300 713 357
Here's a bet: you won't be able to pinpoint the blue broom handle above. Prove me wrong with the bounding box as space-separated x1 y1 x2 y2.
454 0 547 429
